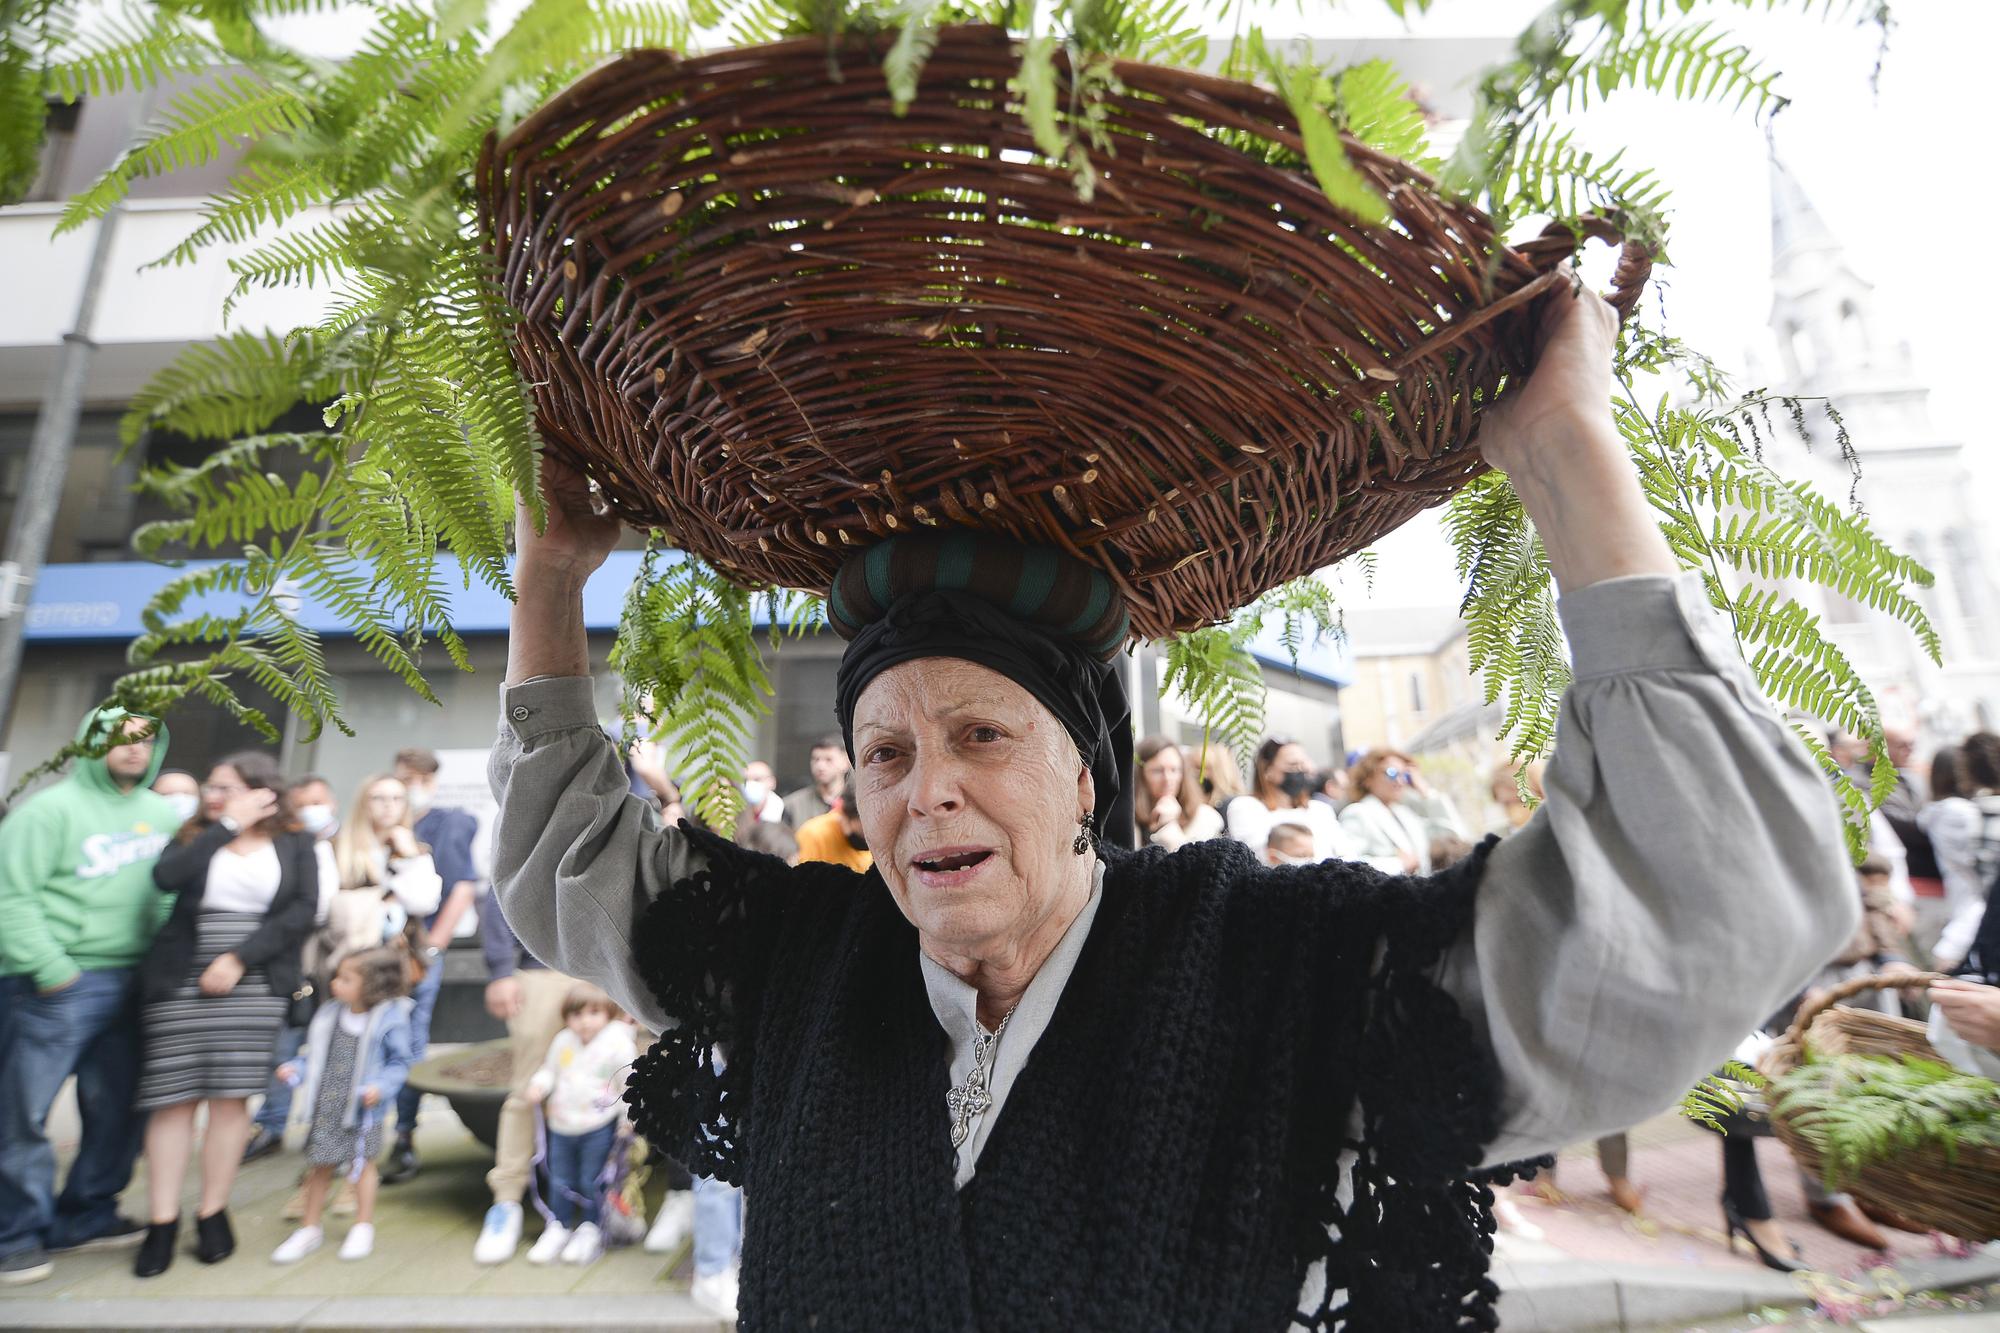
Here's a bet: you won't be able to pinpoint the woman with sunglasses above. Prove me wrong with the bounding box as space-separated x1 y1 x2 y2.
1340 748 1462 876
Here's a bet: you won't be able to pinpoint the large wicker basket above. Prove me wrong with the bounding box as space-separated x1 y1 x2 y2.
1758 972 2000 1242
478 26 1651 638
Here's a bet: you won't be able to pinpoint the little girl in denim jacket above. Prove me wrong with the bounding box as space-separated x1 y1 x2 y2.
269 946 415 1263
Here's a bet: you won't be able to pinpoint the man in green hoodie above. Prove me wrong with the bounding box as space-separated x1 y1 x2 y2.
0 709 177 1285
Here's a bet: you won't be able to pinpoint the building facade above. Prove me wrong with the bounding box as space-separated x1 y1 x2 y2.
1756 157 2000 735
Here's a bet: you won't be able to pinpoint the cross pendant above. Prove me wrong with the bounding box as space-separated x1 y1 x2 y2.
947 1068 993 1148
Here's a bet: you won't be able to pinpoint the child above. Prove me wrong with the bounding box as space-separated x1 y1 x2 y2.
269 948 415 1263
1263 820 1315 867
524 984 639 1265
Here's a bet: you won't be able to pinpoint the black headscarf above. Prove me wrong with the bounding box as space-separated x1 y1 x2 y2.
828 541 1136 851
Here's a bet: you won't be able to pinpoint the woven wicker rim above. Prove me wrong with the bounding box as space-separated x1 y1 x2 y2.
479 26 1653 637
1759 970 2000 1243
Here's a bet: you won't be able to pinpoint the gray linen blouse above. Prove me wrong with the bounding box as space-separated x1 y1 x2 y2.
488 571 1859 1177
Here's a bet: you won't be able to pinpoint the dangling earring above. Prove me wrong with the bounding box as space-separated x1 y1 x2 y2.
1073 811 1095 856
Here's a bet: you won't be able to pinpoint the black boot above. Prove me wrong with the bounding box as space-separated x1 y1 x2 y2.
133 1220 177 1278
381 1132 419 1185
193 1208 235 1264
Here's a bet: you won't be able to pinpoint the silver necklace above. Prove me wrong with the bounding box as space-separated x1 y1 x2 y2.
946 1006 1017 1149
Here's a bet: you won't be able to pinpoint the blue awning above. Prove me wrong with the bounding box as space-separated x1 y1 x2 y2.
24 555 1350 686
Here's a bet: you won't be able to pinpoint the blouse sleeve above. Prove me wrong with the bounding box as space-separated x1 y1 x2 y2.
1438 572 1860 1168
488 676 710 1032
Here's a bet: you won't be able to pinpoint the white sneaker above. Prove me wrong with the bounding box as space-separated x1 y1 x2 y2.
526 1222 570 1266
1492 1198 1547 1244
645 1191 695 1254
473 1202 523 1265
271 1225 324 1264
337 1222 375 1261
560 1221 602 1265
690 1264 740 1319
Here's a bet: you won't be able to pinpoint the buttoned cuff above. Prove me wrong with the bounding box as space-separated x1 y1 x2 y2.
1558 571 1736 679
499 675 600 740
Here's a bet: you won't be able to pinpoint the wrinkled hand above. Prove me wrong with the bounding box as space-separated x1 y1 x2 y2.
199 952 246 997
517 451 622 583
360 1085 381 1109
485 975 523 1021
223 788 279 830
1931 978 2000 1053
1475 269 1621 480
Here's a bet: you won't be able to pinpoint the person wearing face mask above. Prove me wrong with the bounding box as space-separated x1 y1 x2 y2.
153 770 202 827
243 776 344 1164
1262 821 1315 867
796 795 873 873
379 749 481 1184
740 760 788 825
1223 737 1352 862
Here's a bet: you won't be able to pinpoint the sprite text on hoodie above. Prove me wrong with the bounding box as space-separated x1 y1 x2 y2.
0 708 177 991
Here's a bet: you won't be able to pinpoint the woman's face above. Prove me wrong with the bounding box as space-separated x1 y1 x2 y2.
1142 746 1181 802
1263 743 1313 805
1367 761 1407 804
367 778 408 831
852 658 1092 962
201 765 246 821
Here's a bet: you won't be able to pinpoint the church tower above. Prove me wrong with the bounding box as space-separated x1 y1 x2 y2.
1763 155 2000 732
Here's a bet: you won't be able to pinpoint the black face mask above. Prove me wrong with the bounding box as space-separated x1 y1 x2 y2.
1278 770 1316 799
845 829 869 851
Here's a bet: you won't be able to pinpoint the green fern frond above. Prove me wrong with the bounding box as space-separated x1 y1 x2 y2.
1162 622 1266 769
1561 20 1786 118
56 73 312 233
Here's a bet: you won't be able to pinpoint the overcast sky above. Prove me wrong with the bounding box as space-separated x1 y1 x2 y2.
1266 0 1999 608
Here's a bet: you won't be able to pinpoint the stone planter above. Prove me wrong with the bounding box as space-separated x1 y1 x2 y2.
407 1038 513 1150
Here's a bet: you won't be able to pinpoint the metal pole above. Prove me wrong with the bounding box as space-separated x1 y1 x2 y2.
0 91 151 747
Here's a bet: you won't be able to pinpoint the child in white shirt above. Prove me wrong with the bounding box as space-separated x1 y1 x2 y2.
523 984 637 1265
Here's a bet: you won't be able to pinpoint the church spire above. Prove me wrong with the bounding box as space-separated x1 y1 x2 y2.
1768 152 1839 267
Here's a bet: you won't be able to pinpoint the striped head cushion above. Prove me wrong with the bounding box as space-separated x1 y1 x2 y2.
825 534 1130 663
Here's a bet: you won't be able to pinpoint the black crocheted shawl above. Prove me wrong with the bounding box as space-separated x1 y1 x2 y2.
626 825 1513 1331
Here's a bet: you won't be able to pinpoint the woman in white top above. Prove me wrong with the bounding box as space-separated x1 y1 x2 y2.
1133 736 1224 850
327 775 443 956
1224 737 1350 860
1340 748 1465 876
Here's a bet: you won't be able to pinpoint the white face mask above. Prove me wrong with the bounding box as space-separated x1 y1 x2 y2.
297 804 335 836
406 785 433 814
164 792 199 823
742 779 770 807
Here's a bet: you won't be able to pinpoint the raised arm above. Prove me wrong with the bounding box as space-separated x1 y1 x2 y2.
1438 281 1857 1167
490 455 705 1031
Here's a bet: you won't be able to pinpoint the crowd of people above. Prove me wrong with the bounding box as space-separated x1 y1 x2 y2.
3 699 1999 1304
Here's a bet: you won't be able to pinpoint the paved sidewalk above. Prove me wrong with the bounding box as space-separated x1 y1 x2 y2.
2 1083 1994 1330
1490 1113 2000 1330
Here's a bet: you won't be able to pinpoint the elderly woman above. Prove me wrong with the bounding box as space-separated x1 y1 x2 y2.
490 288 1856 1329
